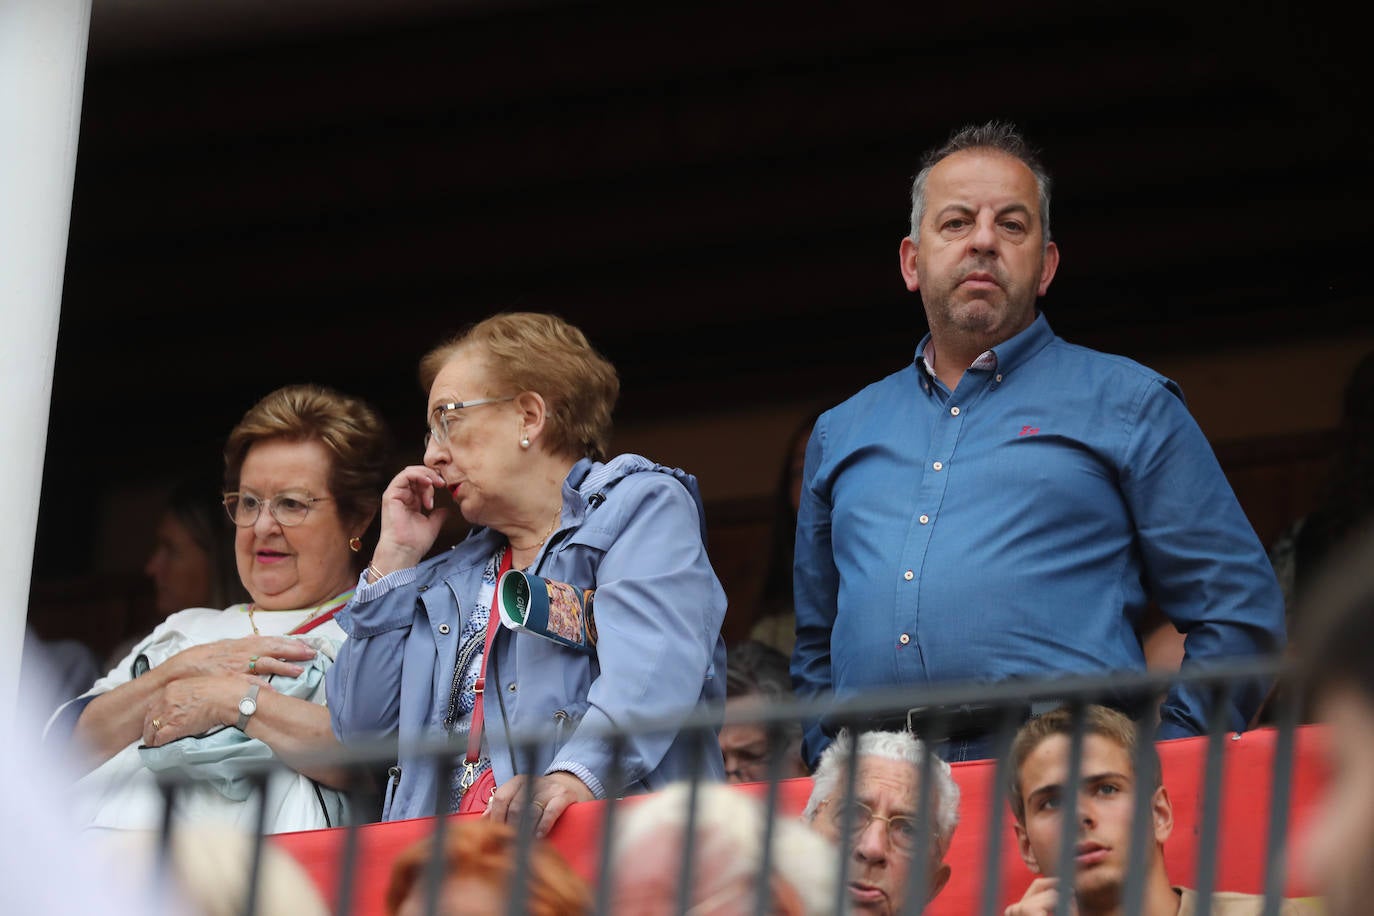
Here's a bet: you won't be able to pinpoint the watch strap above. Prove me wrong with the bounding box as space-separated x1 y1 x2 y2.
236 683 261 731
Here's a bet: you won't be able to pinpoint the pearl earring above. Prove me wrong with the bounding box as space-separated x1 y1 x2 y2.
520 436 531 449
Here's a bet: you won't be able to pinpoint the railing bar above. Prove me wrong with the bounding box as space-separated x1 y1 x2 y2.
1192 681 1233 916
1053 701 1087 916
1122 694 1163 916
1260 680 1301 916
977 705 1020 916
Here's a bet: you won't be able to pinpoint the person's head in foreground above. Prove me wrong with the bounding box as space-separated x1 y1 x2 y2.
802 728 958 914
610 780 838 915
385 817 591 916
1008 704 1177 915
99 825 330 916
721 639 810 783
1295 520 1374 916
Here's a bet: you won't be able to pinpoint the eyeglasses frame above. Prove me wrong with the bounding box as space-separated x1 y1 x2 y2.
222 491 333 528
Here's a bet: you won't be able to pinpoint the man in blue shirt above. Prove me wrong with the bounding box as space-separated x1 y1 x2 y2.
791 120 1286 768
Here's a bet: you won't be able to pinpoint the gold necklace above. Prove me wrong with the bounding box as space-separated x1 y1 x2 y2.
509 508 561 554
245 592 353 636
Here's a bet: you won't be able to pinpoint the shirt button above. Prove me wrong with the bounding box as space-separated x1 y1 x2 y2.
899 633 911 645
932 461 943 471
437 623 450 635
950 406 961 416
507 682 517 692
995 374 1003 382
903 570 914 581
919 514 930 524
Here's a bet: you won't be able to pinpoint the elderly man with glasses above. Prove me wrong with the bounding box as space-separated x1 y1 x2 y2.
802 729 960 915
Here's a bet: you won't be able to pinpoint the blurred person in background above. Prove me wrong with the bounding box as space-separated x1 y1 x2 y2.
721 638 810 783
105 468 252 671
747 409 819 658
45 383 392 834
1295 520 1374 916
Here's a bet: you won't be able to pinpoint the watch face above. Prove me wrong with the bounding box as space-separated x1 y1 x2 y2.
239 697 257 716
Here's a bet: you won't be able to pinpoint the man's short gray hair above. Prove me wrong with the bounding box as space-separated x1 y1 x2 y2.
907 120 1052 249
802 729 961 850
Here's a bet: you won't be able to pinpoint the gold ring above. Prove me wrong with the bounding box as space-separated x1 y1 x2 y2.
151 718 162 730
532 800 546 812
248 656 259 673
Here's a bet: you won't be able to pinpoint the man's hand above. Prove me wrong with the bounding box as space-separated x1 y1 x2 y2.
1006 877 1076 916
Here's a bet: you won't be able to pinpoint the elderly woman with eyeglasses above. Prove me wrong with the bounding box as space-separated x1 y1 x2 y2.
45 384 392 834
328 311 729 834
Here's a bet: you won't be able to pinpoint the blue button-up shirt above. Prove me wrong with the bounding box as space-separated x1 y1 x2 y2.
792 313 1285 765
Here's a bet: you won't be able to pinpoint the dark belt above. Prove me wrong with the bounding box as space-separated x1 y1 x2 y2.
839 702 1033 743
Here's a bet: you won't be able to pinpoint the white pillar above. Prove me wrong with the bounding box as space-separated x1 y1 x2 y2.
0 0 93 719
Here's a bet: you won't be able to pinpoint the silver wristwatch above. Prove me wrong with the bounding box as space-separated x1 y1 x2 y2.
236 683 261 731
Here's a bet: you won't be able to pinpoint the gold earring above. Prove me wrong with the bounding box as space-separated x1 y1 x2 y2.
349 536 362 553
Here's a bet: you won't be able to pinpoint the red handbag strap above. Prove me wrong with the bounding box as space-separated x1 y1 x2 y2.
467 547 512 766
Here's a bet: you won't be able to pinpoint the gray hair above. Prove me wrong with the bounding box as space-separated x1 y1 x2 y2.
907 120 1052 249
802 729 961 851
612 781 839 916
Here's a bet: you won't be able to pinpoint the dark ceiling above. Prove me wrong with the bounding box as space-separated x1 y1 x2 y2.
36 0 1370 576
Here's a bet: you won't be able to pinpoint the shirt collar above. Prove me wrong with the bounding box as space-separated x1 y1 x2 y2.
915 311 1055 381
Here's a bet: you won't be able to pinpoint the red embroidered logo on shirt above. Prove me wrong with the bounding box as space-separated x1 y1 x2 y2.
1019 425 1041 437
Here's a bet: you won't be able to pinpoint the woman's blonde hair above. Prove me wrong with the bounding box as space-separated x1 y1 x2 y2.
418 312 619 462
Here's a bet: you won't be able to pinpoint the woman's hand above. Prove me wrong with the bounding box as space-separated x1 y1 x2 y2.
370 465 450 575
485 771 594 837
163 635 316 682
142 674 268 747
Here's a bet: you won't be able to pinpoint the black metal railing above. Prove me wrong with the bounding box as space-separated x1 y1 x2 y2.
140 655 1311 916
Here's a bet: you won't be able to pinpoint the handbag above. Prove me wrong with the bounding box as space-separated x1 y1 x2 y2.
455 547 511 814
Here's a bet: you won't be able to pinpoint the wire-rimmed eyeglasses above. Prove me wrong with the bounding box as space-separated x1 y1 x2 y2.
222 491 332 528
424 396 515 449
825 799 930 854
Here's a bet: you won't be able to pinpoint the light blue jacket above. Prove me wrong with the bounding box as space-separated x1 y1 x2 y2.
328 454 728 821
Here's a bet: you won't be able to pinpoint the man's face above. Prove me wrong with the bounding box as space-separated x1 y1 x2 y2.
1301 685 1374 916
812 756 951 915
899 149 1059 352
721 699 772 784
1013 734 1171 914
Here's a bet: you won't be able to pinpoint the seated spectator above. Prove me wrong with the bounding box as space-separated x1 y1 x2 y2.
109 468 251 669
721 638 810 783
1007 704 1318 915
45 383 392 835
801 728 958 914
1294 520 1374 916
610 780 838 915
385 818 591 916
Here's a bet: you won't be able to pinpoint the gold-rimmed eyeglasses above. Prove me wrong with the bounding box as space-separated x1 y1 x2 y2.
222 491 332 528
424 396 515 448
826 799 929 854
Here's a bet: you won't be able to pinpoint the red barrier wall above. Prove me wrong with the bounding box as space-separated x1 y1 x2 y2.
272 724 1329 914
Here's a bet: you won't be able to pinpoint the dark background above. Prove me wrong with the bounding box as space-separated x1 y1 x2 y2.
31 0 1371 639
